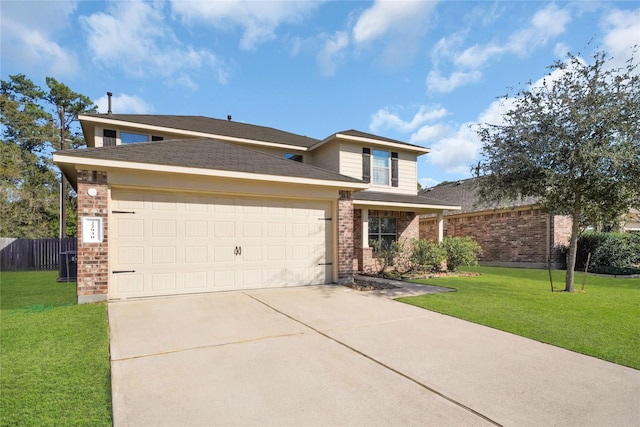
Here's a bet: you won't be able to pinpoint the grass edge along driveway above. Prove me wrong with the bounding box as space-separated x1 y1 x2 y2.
1 271 112 426
399 266 640 370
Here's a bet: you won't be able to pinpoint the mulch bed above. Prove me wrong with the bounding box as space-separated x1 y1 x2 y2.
345 271 481 291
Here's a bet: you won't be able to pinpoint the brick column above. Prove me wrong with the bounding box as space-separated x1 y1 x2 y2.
337 190 354 284
76 170 109 304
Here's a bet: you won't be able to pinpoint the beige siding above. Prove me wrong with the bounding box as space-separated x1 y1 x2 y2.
309 142 340 172
338 142 363 180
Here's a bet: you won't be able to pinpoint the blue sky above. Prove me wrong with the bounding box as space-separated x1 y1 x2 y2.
2 1 639 187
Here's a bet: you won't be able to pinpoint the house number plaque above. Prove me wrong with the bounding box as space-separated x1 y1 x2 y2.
82 217 103 243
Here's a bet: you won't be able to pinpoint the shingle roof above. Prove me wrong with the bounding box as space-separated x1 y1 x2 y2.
84 114 320 148
58 138 364 184
421 177 539 215
353 191 459 208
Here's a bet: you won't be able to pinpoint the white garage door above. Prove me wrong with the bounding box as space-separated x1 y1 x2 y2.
109 189 333 299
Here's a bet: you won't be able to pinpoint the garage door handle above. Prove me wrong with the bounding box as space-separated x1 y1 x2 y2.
113 270 136 274
234 246 242 256
318 263 332 266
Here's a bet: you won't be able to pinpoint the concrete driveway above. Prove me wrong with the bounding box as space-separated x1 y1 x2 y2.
109 285 639 427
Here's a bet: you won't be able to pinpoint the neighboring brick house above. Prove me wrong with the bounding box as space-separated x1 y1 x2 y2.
419 178 572 269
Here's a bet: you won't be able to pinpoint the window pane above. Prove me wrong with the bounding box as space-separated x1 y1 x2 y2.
373 168 389 185
121 132 148 144
380 218 396 234
372 150 389 185
368 217 379 234
284 153 303 162
373 150 389 167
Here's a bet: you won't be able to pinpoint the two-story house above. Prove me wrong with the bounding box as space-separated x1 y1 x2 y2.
54 112 459 303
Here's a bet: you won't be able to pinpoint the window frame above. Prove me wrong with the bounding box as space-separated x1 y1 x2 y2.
372 149 390 186
368 216 397 250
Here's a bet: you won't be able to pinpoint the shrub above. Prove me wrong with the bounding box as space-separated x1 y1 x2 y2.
577 232 640 274
411 239 446 272
370 238 401 275
441 236 482 271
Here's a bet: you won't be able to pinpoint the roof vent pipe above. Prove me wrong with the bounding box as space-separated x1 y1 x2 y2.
227 115 232 121
107 92 113 115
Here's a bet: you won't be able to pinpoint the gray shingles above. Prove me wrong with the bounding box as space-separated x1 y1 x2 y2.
421 177 539 214
88 114 320 148
61 138 363 183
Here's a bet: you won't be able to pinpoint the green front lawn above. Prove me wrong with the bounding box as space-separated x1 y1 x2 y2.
399 267 640 369
0 271 112 426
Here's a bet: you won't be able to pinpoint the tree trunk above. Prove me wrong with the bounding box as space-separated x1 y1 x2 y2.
565 210 581 292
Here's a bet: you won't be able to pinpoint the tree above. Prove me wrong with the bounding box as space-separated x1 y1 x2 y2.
0 74 96 238
476 49 640 292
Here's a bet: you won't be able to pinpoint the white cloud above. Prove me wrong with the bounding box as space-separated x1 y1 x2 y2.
94 93 153 115
317 31 349 76
352 0 436 44
80 1 225 87
426 69 482 93
0 1 80 76
409 123 450 144
171 0 320 51
428 124 481 174
601 8 640 69
429 3 571 95
370 105 448 133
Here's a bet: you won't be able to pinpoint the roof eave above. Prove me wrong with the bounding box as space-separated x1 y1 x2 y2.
353 199 461 213
310 133 430 154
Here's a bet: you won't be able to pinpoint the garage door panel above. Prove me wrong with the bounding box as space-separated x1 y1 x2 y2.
184 271 208 289
152 220 177 237
110 190 332 299
243 222 263 237
152 246 176 264
117 246 144 264
185 247 207 263
151 273 176 291
114 273 145 295
214 221 235 237
213 246 235 262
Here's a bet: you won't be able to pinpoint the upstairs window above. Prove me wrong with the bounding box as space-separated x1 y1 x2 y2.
284 153 303 162
372 149 390 185
103 129 116 147
364 148 399 187
121 132 148 144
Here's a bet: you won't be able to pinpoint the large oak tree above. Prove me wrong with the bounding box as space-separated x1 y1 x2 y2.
476 50 640 292
1 74 96 238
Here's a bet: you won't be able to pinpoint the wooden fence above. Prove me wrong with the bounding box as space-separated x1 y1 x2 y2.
0 238 77 271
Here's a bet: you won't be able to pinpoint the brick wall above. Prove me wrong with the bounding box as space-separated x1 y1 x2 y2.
419 208 572 268
76 170 109 303
337 191 354 283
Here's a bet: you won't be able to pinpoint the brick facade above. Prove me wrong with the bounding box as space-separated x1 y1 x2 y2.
420 207 572 268
353 208 419 273
76 170 109 303
337 191 354 283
